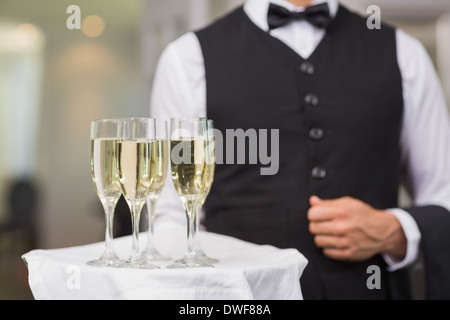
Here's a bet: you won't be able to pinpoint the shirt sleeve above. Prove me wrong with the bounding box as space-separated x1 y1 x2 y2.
149 32 207 228
383 29 450 271
150 32 206 121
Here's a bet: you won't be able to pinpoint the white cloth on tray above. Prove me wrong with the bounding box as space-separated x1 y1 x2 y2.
22 222 308 300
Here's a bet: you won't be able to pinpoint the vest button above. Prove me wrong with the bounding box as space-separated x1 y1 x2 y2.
305 93 319 106
309 128 324 140
311 167 327 179
300 62 315 75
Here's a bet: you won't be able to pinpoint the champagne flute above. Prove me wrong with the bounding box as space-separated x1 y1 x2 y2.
117 118 159 269
142 119 170 261
167 118 213 268
88 119 126 267
192 119 219 264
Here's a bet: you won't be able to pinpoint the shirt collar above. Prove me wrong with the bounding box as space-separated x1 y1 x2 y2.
244 0 339 31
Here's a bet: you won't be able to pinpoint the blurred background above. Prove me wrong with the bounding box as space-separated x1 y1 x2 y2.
0 0 449 300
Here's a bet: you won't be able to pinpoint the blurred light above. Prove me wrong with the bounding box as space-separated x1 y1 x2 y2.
82 15 105 38
0 23 44 53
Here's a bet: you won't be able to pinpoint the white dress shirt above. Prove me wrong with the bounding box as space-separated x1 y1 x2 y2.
150 0 450 271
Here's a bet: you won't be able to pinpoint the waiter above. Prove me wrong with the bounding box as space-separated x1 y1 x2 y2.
150 0 450 300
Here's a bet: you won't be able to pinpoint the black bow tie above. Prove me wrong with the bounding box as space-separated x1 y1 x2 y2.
267 3 331 30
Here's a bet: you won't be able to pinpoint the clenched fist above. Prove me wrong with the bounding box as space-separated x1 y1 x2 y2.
307 196 407 262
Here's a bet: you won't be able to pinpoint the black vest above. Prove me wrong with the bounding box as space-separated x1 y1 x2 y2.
196 5 403 300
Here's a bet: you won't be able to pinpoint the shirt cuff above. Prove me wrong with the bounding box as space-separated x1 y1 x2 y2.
382 208 422 271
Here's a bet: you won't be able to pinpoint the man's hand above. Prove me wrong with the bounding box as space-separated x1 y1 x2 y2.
307 196 407 262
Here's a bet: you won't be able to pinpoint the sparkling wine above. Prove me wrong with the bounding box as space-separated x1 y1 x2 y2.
90 139 121 201
118 140 153 201
170 138 207 199
200 162 215 202
149 140 168 195
199 133 215 204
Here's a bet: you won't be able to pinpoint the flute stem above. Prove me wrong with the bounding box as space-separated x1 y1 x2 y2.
184 199 196 256
146 197 157 250
129 201 145 263
102 198 119 259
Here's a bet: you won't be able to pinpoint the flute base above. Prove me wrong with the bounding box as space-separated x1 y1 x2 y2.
166 252 214 269
119 256 160 269
194 250 219 264
87 253 126 267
